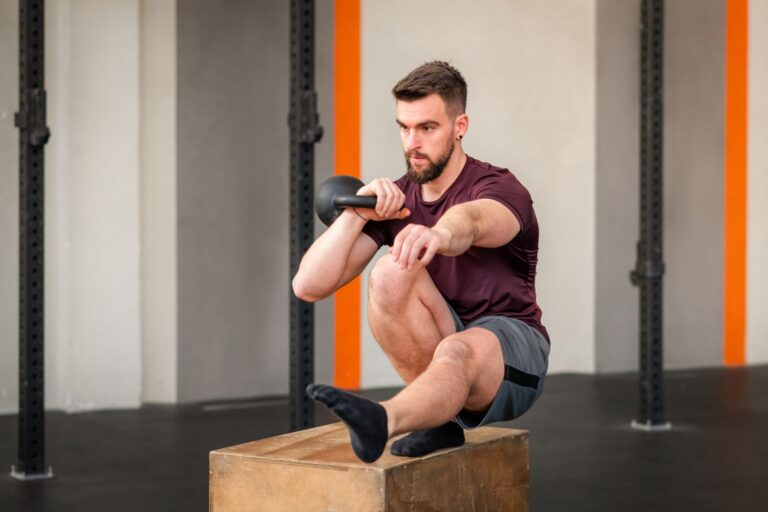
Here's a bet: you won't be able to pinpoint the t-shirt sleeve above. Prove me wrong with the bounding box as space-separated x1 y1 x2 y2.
471 170 534 233
362 219 393 248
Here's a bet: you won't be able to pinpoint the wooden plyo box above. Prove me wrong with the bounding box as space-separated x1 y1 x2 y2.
210 422 529 512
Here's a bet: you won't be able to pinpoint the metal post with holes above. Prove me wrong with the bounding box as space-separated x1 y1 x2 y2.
630 0 670 432
288 0 323 431
11 0 53 480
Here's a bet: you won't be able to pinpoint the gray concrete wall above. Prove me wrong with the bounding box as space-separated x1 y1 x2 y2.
176 0 335 402
151 0 335 404
663 0 725 369
595 0 727 372
177 0 323 401
0 1 19 412
595 0 640 373
314 0 336 386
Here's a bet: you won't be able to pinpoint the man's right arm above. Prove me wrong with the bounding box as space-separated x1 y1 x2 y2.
292 177 409 302
292 209 378 302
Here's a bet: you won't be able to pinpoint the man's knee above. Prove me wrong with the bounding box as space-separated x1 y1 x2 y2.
368 254 420 311
432 335 473 367
435 333 502 412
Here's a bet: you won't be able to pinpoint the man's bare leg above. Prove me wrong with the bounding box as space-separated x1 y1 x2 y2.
306 327 503 462
307 255 503 462
367 254 456 382
381 328 504 436
367 254 468 456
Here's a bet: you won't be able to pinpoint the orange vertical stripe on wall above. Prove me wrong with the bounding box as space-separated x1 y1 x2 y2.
724 0 748 366
333 0 361 389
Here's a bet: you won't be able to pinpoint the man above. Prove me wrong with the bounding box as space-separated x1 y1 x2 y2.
292 61 549 463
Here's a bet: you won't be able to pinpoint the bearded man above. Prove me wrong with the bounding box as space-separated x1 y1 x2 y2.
292 61 550 463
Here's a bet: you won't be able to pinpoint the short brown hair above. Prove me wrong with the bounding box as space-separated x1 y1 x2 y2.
392 61 467 118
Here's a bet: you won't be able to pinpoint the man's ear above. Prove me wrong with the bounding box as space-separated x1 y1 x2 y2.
455 113 469 140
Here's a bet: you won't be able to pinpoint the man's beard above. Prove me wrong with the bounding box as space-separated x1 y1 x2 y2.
404 138 455 185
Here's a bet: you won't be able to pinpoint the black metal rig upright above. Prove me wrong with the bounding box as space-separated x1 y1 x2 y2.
12 0 53 480
288 0 323 431
630 0 670 431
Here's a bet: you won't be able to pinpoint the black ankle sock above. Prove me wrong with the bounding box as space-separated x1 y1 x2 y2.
390 421 465 457
306 384 388 463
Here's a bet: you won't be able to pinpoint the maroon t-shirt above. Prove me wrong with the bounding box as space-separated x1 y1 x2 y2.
362 156 549 342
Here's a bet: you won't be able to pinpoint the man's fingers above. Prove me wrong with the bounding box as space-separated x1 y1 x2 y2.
375 181 388 216
418 238 440 268
388 182 405 218
391 226 441 269
358 178 407 220
402 232 420 269
383 180 397 217
397 230 418 268
403 229 431 270
390 224 410 262
407 232 431 270
391 183 406 218
390 237 401 262
372 179 395 218
400 227 423 268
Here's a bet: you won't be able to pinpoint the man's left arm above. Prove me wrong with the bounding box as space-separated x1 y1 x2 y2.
390 199 520 271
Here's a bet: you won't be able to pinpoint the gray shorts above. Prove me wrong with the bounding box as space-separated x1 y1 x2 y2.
447 306 550 429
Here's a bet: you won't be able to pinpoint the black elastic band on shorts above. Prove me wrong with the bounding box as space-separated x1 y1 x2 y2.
504 365 540 389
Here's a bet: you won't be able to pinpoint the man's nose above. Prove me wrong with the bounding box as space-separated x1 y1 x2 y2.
405 130 420 151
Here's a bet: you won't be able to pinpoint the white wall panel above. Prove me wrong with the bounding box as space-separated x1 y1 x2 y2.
44 0 142 411
140 0 177 403
747 0 768 364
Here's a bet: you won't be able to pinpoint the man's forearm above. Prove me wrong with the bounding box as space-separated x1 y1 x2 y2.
433 203 480 256
293 209 367 300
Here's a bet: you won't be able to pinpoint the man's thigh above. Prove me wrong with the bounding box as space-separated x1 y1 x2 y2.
455 317 550 429
368 254 457 340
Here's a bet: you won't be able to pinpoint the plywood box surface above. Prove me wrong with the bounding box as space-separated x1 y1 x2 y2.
210 422 529 512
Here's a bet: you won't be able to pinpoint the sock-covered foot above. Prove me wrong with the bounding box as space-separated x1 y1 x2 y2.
306 384 388 463
390 421 465 457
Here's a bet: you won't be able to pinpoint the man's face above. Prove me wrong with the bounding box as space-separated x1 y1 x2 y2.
396 94 457 185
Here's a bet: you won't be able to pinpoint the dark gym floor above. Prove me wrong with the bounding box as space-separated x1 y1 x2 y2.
1 366 767 512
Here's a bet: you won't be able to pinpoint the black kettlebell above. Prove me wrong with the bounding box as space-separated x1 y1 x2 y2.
315 175 377 226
